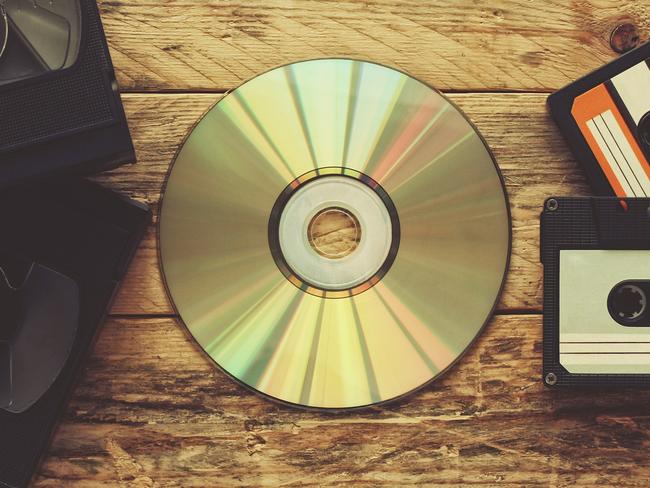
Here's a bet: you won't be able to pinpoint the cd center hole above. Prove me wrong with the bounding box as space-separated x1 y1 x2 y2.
307 207 361 259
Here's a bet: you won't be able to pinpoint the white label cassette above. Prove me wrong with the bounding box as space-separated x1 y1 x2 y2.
560 249 650 374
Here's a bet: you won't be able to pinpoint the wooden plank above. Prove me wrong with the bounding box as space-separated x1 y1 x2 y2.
105 92 589 315
99 0 650 92
34 314 650 487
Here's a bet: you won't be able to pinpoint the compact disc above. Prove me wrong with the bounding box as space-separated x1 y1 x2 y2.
159 59 511 410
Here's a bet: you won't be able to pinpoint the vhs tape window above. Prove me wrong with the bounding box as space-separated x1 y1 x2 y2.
0 0 81 86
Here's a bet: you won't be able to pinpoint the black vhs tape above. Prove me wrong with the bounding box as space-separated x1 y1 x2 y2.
0 0 133 188
0 179 150 488
541 196 650 387
548 41 650 197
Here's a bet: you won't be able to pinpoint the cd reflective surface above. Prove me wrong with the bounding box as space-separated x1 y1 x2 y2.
159 59 510 409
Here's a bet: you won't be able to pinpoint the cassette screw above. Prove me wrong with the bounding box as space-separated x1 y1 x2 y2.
545 372 558 385
546 199 558 212
610 23 640 54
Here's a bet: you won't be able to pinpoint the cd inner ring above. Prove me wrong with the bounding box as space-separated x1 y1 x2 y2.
268 168 401 299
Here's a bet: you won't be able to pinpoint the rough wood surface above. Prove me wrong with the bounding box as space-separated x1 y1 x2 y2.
32 1 650 486
307 208 362 259
34 315 650 487
106 92 589 315
99 0 650 92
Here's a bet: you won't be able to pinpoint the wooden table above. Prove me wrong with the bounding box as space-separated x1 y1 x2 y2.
35 1 650 486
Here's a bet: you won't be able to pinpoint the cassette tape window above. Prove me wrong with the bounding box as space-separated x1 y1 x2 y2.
0 0 81 86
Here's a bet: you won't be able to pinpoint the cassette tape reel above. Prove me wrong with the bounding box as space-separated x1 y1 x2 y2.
542 197 650 386
0 0 81 86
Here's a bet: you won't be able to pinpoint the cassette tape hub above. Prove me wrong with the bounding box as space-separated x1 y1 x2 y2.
542 197 650 386
608 280 650 326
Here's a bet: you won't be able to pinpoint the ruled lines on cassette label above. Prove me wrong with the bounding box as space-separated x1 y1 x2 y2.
560 339 650 373
586 110 650 196
561 340 650 353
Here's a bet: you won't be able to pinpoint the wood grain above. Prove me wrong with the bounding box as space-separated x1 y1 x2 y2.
99 0 650 92
33 315 650 487
32 2 650 485
105 92 590 315
307 208 361 259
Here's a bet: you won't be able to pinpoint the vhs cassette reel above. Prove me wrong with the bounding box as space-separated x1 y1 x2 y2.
0 0 134 188
542 196 650 387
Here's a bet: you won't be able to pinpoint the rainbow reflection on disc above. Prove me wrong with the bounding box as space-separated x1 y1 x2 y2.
159 59 511 410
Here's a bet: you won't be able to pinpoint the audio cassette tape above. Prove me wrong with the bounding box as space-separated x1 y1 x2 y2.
548 41 650 197
541 196 650 387
0 0 134 188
